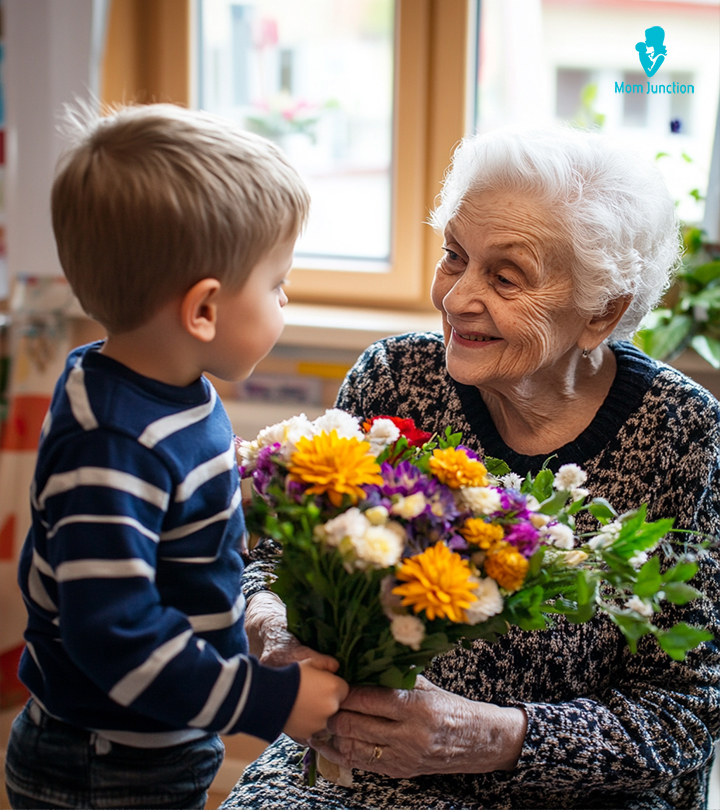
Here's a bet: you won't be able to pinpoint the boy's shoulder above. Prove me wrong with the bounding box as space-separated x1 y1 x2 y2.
46 341 227 455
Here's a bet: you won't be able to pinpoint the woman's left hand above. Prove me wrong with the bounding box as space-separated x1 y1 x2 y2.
311 676 527 779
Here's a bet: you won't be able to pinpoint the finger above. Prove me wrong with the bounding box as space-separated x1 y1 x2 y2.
339 684 409 720
326 708 395 744
297 652 340 672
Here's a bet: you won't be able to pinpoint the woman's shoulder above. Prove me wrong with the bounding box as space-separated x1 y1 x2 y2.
613 341 720 429
353 331 446 371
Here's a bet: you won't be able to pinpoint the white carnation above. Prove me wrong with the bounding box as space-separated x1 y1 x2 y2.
320 508 371 548
391 493 427 519
247 414 315 465
237 439 260 472
312 409 364 442
553 464 588 491
626 596 654 619
352 523 405 569
456 486 502 515
570 487 590 502
500 473 523 490
390 614 426 650
465 576 504 625
542 522 575 550
366 418 401 456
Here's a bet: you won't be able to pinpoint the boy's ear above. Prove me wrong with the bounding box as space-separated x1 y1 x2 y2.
181 278 222 342
578 295 632 352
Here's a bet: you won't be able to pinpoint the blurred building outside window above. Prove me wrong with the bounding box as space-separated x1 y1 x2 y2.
472 0 720 225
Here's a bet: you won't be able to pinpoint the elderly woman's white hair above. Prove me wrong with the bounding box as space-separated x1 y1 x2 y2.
430 126 682 341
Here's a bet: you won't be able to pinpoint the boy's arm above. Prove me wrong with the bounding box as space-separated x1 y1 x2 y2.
33 432 321 741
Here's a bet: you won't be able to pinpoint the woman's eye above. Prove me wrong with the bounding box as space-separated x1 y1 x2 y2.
495 273 515 287
442 247 464 264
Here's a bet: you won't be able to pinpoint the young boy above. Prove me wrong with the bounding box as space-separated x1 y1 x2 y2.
4 104 348 809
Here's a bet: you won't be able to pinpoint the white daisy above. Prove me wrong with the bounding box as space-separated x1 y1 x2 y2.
542 522 575 550
456 486 502 515
352 523 405 569
553 464 588 491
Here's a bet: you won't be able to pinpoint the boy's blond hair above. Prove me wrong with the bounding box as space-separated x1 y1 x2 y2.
52 103 310 333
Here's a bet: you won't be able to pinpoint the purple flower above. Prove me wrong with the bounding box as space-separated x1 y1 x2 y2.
457 444 480 461
447 533 469 553
504 521 541 558
373 461 437 499
252 443 281 496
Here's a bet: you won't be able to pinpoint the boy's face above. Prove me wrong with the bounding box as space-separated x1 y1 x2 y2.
208 235 295 381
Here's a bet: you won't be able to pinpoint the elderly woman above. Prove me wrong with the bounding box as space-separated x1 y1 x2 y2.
223 127 720 809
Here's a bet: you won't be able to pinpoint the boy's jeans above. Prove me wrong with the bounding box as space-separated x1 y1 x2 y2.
4 699 224 809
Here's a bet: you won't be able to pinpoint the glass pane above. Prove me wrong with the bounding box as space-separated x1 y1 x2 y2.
198 0 395 263
471 0 720 224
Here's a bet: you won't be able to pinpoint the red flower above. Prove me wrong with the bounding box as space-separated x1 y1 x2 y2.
362 415 432 447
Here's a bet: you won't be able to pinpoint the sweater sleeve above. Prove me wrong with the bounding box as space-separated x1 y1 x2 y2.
36 431 299 742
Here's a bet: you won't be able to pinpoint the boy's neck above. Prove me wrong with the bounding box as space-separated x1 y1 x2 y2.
100 302 204 388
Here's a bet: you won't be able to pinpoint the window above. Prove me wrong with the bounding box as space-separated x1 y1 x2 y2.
194 0 470 308
471 0 720 225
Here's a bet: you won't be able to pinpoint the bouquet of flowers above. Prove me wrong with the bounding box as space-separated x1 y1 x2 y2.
238 409 711 781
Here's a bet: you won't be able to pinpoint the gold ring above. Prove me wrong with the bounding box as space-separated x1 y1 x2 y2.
369 744 383 763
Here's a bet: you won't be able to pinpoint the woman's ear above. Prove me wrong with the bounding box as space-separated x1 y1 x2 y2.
579 296 633 352
181 278 222 342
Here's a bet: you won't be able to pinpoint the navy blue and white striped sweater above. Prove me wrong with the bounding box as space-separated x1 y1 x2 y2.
17 341 299 747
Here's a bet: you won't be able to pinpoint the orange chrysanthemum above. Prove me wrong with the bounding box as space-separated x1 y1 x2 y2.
484 543 529 592
460 518 505 550
428 447 488 489
393 541 477 622
288 430 383 507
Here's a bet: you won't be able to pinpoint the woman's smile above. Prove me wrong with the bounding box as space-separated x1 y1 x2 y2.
451 328 503 347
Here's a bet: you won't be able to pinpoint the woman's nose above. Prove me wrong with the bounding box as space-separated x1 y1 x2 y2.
443 271 487 316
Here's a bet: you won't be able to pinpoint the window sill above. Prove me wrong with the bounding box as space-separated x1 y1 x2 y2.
280 303 442 352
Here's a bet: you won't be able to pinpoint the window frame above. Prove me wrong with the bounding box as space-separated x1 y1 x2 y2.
102 0 471 312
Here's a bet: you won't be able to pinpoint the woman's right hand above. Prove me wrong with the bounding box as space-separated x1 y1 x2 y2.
245 590 338 670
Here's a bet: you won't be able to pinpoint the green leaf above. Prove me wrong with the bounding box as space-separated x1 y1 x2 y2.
532 469 555 503
663 560 699 583
485 456 511 477
687 260 720 286
640 314 693 360
681 151 693 163
655 151 670 160
661 582 702 605
656 623 713 661
633 555 662 597
609 612 653 653
691 335 720 369
588 498 617 523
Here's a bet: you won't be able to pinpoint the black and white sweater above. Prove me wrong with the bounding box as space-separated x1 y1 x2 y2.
230 334 720 810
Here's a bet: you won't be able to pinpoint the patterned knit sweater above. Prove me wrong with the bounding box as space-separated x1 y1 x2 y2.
230 334 720 810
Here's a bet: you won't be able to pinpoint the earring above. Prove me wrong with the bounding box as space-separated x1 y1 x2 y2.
582 348 590 358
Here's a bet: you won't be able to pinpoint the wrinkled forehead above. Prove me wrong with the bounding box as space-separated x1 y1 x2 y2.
448 190 571 258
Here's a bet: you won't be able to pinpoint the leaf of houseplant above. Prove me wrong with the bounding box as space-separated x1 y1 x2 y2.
690 335 720 369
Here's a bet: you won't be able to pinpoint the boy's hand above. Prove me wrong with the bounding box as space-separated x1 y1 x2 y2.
283 659 349 742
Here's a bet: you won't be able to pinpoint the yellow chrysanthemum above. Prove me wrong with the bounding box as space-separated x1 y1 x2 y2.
428 448 488 489
393 542 477 623
288 430 383 507
484 543 529 592
460 518 505 550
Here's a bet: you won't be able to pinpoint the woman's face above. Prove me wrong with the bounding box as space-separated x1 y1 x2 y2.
431 192 591 391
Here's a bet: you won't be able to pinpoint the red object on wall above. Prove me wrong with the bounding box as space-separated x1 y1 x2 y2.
0 644 29 709
0 395 51 450
0 514 15 560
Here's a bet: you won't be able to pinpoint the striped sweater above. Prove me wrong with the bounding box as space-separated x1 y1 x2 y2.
17 342 299 747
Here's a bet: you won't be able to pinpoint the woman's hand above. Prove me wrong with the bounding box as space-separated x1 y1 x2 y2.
244 591 338 670
311 676 527 779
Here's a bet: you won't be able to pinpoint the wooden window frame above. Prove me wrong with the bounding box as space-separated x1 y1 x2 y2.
102 0 470 312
